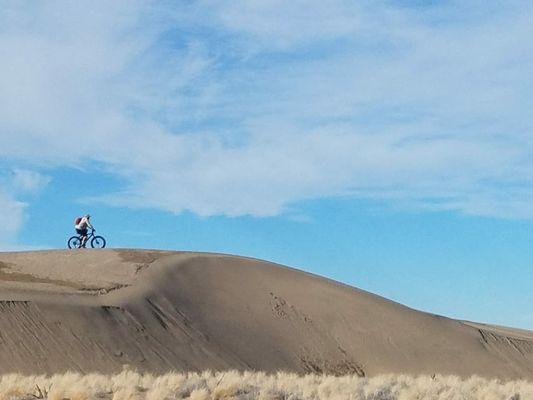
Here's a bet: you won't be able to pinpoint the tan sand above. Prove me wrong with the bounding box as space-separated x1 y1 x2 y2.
0 249 531 378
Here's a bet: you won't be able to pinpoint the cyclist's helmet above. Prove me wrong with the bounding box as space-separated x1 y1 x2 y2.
85 214 91 219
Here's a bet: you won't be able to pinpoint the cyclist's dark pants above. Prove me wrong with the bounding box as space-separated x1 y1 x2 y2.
76 228 88 236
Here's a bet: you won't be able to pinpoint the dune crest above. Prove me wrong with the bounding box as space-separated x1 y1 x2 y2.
0 249 532 379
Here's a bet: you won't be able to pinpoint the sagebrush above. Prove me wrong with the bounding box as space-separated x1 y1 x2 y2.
0 370 530 400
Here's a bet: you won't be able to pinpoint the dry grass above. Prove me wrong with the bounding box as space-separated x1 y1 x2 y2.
0 370 530 400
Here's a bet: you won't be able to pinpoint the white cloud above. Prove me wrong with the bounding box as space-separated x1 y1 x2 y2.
1 1 533 218
0 191 26 243
9 169 51 193
0 168 50 246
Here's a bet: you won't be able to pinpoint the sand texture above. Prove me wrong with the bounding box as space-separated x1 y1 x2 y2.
0 249 531 379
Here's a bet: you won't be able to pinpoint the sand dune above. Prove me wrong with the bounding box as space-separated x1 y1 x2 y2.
0 249 531 379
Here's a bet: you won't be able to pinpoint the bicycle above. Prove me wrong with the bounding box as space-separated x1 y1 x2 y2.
67 229 107 249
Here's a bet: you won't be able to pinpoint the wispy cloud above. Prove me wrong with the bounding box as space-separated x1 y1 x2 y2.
0 168 49 245
8 169 51 193
1 0 533 221
0 191 25 243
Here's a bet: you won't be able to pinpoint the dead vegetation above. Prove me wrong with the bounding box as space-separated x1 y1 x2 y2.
0 370 531 400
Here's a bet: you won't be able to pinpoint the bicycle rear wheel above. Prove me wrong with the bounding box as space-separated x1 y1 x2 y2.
68 236 81 249
91 235 106 249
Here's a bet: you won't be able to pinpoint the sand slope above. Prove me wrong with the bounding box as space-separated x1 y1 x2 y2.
0 249 531 378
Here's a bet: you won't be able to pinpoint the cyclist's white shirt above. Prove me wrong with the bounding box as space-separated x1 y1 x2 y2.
76 217 93 230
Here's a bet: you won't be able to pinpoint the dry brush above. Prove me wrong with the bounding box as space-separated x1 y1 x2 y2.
0 370 530 400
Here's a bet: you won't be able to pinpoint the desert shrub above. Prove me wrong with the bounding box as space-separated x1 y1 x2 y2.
0 371 531 400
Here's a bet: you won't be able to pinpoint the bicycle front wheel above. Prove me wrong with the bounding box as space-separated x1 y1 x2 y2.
68 236 81 249
91 235 106 249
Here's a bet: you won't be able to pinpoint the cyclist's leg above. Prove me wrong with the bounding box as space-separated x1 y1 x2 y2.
75 229 83 248
79 229 88 248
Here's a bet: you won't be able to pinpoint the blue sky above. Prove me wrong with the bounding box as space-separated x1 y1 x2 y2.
1 1 533 329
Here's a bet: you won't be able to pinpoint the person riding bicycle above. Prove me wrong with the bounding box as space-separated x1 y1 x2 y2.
75 214 94 248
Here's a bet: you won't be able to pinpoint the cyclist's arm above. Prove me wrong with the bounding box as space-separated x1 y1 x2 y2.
87 221 94 230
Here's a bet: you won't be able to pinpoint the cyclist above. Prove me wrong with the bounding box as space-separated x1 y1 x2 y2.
75 214 94 248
